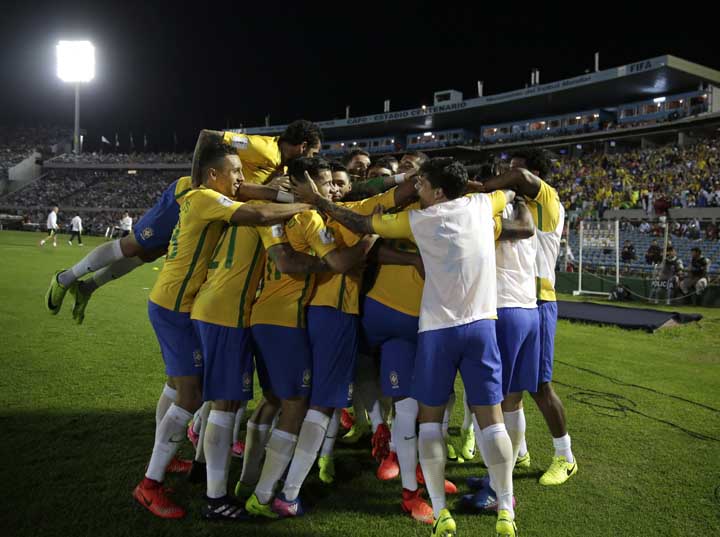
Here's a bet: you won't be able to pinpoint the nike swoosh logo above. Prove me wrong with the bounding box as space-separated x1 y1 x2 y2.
141 492 152 507
168 438 184 443
432 515 450 534
403 435 416 441
567 464 576 476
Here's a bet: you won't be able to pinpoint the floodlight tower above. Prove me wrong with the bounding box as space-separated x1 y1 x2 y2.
56 41 95 154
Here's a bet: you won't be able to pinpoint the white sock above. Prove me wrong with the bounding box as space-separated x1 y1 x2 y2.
462 390 473 431
368 400 384 434
145 404 192 482
553 434 574 463
91 256 143 288
155 384 177 427
394 398 419 491
473 415 492 488
255 429 298 504
239 421 271 486
233 402 248 444
205 410 235 499
518 437 528 458
418 422 446 518
482 423 515 517
282 410 330 501
194 402 211 463
503 409 526 466
320 409 341 457
59 240 124 287
442 392 455 440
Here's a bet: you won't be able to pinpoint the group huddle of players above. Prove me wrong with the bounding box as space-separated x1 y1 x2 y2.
45 120 577 537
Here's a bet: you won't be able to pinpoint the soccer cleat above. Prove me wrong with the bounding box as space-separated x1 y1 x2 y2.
166 456 192 474
187 421 199 448
446 442 459 462
69 283 92 325
466 475 489 491
318 454 335 484
271 492 305 518
133 478 185 519
245 493 279 519
416 464 457 494
460 427 476 460
460 486 517 512
431 508 456 537
339 420 370 444
377 451 400 480
371 423 391 461
232 441 245 458
234 480 254 499
496 509 517 537
187 460 206 484
202 495 250 521
45 270 73 315
539 456 577 486
340 408 355 430
401 488 434 524
515 452 531 470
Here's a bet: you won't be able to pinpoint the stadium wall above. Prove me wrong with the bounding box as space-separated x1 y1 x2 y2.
5 152 42 195
602 208 720 222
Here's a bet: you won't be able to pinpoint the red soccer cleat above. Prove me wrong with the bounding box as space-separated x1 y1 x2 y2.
133 478 186 519
377 451 400 481
401 488 434 524
416 463 458 494
371 423 391 461
187 421 199 449
340 408 354 430
166 456 192 474
231 441 245 458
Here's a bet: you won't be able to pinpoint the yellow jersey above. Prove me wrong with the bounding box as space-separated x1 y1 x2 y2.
310 189 398 315
222 132 282 185
250 211 338 329
190 203 285 328
149 186 243 312
525 180 564 302
366 201 424 317
173 175 193 200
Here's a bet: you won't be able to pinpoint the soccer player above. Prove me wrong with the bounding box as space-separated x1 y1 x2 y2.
268 160 418 517
132 141 311 519
39 207 59 247
119 212 133 237
680 247 711 296
68 214 83 246
292 157 520 537
478 149 577 486
343 148 371 180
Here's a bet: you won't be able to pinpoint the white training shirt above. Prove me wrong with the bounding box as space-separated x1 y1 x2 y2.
46 211 58 230
409 193 501 333
495 204 537 309
120 216 132 231
70 215 82 232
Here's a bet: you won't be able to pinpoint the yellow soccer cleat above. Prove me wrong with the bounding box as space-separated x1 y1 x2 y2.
539 456 577 486
515 451 531 470
431 508 457 537
45 270 74 315
460 427 476 460
70 283 92 325
245 492 279 519
318 455 335 484
496 509 517 537
339 420 370 444
446 442 459 462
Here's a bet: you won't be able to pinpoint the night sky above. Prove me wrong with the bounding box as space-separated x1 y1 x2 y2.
1 1 718 151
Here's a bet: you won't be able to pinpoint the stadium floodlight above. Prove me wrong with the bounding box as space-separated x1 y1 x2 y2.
57 41 95 154
653 96 666 104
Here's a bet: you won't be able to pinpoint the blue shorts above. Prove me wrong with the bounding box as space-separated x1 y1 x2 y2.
252 324 312 400
538 301 558 385
148 301 203 377
193 320 254 401
413 319 502 407
362 297 418 398
133 186 180 251
307 306 358 409
496 308 540 395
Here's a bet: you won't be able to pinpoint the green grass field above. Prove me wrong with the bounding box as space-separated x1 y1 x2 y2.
1 229 719 537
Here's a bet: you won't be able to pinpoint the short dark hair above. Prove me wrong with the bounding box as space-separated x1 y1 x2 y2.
287 156 332 183
510 149 550 178
342 148 370 165
420 157 468 200
372 156 397 170
404 151 429 165
329 160 348 174
195 141 237 187
279 120 323 147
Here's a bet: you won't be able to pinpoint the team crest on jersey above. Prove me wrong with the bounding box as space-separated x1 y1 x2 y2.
347 382 354 400
271 224 285 238
389 371 399 388
193 349 203 368
141 227 154 240
302 369 311 388
229 135 248 150
319 227 335 245
217 195 235 208
242 372 252 391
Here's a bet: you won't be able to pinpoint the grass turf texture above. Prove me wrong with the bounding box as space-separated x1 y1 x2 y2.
1 229 719 537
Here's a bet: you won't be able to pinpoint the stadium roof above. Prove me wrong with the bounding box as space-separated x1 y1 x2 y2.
241 55 720 139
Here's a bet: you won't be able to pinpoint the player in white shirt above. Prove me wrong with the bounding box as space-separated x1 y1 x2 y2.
39 207 59 247
68 215 83 246
119 212 133 237
293 158 529 537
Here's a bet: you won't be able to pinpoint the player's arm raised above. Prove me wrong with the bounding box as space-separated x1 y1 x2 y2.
467 167 542 199
230 202 312 227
